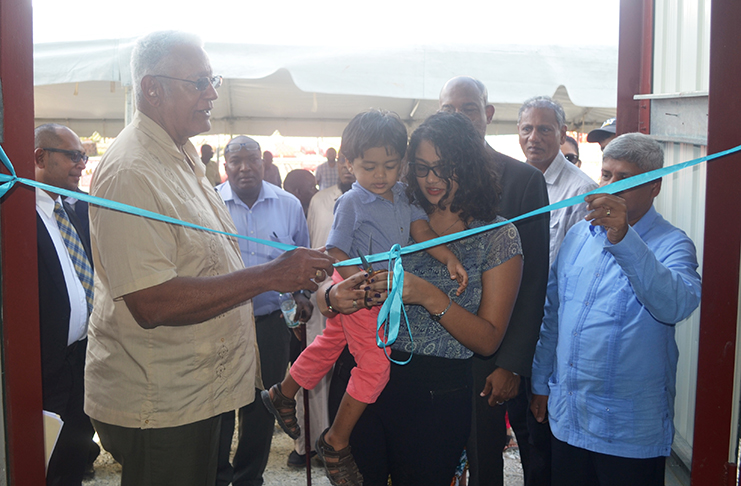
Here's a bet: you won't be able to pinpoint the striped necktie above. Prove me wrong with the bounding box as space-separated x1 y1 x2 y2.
53 202 94 315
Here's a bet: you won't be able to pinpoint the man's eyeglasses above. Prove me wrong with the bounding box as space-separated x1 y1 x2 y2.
409 162 452 180
42 148 88 164
564 153 580 164
224 142 261 154
153 75 223 91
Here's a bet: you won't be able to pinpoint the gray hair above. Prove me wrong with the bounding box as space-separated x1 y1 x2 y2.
518 96 566 129
602 133 664 172
130 31 203 105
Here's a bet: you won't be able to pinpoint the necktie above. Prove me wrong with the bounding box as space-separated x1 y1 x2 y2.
53 202 94 315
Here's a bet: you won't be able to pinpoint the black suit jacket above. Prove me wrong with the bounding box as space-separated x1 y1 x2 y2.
473 147 550 381
36 201 92 415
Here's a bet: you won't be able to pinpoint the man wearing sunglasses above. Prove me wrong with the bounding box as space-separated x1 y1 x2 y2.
85 31 335 486
34 123 97 485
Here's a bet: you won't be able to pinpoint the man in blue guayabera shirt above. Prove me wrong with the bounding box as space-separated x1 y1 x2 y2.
530 133 702 486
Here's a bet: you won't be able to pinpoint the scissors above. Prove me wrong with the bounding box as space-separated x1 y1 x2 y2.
356 235 383 278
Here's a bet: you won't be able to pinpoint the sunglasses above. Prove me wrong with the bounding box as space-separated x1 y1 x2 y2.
42 148 88 164
409 162 452 180
564 153 580 164
153 74 223 91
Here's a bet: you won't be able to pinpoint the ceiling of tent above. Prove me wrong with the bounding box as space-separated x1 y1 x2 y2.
33 39 617 138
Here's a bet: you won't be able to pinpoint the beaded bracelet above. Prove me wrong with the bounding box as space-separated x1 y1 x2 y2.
324 283 338 314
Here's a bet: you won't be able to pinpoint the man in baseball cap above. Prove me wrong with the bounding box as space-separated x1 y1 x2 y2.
587 117 617 150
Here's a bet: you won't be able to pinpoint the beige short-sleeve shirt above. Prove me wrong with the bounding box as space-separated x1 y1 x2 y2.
85 112 257 429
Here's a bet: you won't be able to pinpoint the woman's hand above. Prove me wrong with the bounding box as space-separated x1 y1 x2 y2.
317 270 390 316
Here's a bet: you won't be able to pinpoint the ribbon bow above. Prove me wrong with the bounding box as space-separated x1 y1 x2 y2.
376 244 414 365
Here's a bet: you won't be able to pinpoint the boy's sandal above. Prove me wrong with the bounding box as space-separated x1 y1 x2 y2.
260 384 301 440
315 428 364 486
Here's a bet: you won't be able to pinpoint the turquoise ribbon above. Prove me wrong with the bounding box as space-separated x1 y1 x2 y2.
375 245 413 365
0 147 295 252
5 142 741 363
338 143 741 268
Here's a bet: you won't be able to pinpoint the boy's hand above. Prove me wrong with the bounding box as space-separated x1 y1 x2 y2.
447 260 468 296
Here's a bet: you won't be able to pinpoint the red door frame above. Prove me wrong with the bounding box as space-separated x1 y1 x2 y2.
692 0 741 484
0 0 47 483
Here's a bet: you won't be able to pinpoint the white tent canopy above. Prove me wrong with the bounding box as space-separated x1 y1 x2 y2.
34 39 618 138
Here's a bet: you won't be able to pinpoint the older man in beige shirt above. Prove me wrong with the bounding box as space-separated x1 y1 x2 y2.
85 31 334 486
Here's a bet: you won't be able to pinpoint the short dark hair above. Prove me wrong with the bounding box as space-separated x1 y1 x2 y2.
340 110 408 163
564 135 579 156
405 112 499 222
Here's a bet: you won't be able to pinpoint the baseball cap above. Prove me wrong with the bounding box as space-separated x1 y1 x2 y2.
587 118 617 143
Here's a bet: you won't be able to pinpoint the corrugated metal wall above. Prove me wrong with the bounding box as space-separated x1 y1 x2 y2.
654 144 706 466
653 0 710 94
651 0 712 468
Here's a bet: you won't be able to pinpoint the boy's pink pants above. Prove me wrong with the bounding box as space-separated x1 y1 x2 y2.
289 273 390 404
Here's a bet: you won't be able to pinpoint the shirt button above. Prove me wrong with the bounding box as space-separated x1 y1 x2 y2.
144 419 149 424
568 392 573 395
585 302 589 306
251 252 255 255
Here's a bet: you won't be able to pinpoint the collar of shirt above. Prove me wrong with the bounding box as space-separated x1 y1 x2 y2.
588 205 659 240
134 112 203 178
351 180 405 204
217 180 279 210
542 151 569 186
35 187 61 216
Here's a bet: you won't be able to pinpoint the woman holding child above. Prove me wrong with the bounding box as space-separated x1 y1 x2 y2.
322 111 524 485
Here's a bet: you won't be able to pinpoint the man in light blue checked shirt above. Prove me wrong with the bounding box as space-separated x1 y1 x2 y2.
530 133 702 486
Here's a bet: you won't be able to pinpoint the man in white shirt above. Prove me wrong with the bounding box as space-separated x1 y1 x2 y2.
34 123 97 485
518 96 598 266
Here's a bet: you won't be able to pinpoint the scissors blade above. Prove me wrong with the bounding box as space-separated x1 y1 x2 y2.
357 249 373 273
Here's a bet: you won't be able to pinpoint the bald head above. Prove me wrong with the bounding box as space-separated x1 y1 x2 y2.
284 169 318 215
438 76 494 140
33 124 86 195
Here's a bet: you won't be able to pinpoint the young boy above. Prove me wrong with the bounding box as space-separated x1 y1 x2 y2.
262 110 467 486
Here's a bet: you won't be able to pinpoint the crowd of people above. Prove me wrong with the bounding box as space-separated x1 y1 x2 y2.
34 29 702 486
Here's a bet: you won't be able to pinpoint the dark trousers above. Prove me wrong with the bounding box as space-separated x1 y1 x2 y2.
350 351 472 486
92 415 221 486
217 310 291 486
551 436 665 486
468 364 552 486
46 340 96 486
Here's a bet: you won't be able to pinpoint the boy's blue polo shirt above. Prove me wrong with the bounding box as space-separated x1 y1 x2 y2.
326 181 427 266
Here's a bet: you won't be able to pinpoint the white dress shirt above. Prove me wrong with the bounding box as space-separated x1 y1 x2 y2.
36 188 89 345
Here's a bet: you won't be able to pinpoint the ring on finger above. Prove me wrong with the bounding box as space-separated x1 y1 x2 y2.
315 269 325 280
606 208 611 217
352 299 358 309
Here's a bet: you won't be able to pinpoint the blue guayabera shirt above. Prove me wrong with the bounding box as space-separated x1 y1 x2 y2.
531 206 702 459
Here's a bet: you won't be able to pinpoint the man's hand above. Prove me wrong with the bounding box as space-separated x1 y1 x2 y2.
530 394 549 423
584 193 629 244
293 291 313 323
267 247 336 293
480 368 521 407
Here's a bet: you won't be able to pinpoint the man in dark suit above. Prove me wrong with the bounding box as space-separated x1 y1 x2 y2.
439 76 551 486
35 123 97 486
